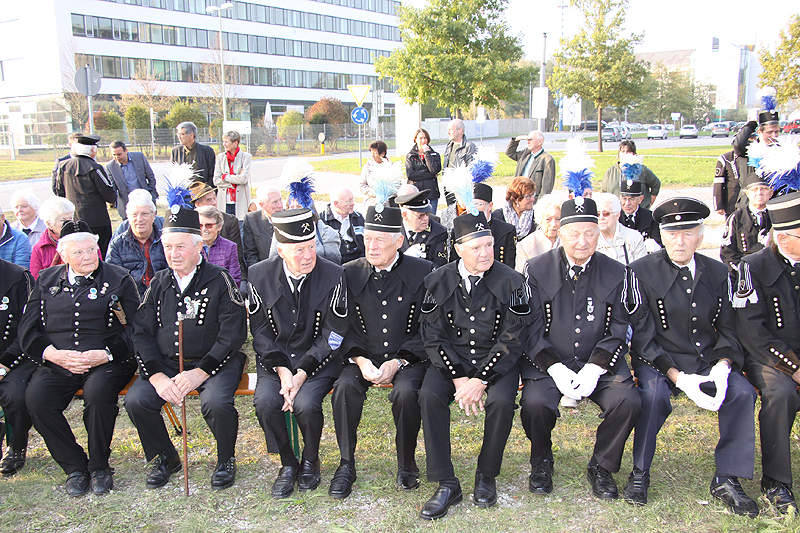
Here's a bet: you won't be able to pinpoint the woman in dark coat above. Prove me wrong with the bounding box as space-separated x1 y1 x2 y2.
405 128 442 214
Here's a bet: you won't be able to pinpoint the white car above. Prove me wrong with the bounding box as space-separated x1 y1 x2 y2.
647 124 668 140
679 125 698 139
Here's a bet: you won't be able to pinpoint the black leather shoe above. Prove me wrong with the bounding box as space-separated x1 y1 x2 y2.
587 464 618 500
211 457 236 490
529 459 554 494
65 471 90 497
271 465 298 499
396 467 420 491
91 469 114 495
419 481 463 520
622 468 649 506
146 454 182 489
710 476 759 517
473 471 497 508
328 463 357 499
762 478 797 514
0 447 26 476
297 459 321 492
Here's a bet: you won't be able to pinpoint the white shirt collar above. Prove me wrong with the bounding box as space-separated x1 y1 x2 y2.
458 259 484 291
21 216 41 230
778 243 800 266
282 260 308 290
375 253 400 273
174 256 202 293
565 254 592 273
670 256 696 277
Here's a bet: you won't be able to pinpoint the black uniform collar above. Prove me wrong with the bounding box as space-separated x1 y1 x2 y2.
532 248 623 303
427 260 518 305
345 252 428 296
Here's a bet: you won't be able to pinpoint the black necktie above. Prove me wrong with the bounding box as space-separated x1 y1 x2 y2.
468 275 481 292
22 228 31 236
625 214 635 225
290 276 305 301
73 275 87 286
571 265 582 281
408 231 416 242
754 211 763 227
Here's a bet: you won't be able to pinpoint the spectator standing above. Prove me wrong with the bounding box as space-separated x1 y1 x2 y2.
213 130 252 220
105 141 158 219
171 121 216 186
505 131 556 203
405 130 442 214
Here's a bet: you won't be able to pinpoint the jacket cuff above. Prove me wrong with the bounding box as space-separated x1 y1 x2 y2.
261 351 291 370
532 347 561 372
771 346 800 376
653 354 676 376
297 354 321 376
343 346 367 363
435 345 467 380
396 349 421 366
26 337 52 364
709 346 741 370
104 334 132 364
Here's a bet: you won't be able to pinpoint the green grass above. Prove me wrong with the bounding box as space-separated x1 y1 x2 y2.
2 379 795 532
0 161 53 181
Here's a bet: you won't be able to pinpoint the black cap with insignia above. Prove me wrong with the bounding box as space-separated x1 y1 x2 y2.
59 219 93 238
560 197 598 226
473 183 493 203
453 212 492 244
620 179 643 196
653 197 710 230
741 171 771 190
767 191 800 231
163 205 201 235
364 205 402 233
395 189 433 213
76 134 101 146
272 208 315 243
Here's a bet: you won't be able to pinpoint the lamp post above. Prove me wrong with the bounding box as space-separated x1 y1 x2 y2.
206 3 234 122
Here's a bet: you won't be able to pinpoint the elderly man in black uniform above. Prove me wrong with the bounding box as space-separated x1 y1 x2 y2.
0 258 33 476
20 221 139 496
720 172 773 274
733 191 800 513
623 198 758 516
619 179 662 248
417 210 532 519
448 183 517 267
125 205 247 490
329 205 434 499
248 208 348 499
396 189 449 267
53 135 118 257
521 196 641 500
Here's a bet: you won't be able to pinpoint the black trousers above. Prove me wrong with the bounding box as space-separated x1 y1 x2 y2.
253 361 340 467
91 225 112 260
632 365 756 478
331 361 427 468
26 361 135 475
520 375 641 473
419 364 520 482
744 362 799 485
0 360 36 449
124 352 245 463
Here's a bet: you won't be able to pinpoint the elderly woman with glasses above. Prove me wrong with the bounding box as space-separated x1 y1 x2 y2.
492 176 537 240
197 205 242 284
30 197 82 278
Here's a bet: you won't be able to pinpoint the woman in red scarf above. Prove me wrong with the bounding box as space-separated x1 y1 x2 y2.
213 130 252 220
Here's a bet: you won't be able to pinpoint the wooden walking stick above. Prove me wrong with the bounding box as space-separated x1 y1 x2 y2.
178 315 189 496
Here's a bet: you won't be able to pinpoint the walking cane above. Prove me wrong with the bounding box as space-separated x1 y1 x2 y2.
178 315 189 496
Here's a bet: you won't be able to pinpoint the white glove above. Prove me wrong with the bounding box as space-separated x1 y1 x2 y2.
405 243 425 258
675 372 719 411
644 238 661 254
547 363 581 401
747 108 759 122
572 363 607 398
708 361 731 408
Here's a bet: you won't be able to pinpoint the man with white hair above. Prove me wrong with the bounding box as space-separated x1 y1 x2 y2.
10 190 46 247
505 130 556 203
733 191 800 514
594 192 646 265
623 198 758 516
106 189 167 297
443 119 477 169
20 221 139 496
243 185 284 268
0 204 32 269
247 207 348 499
396 190 449 267
320 186 365 264
53 134 117 257
126 205 247 491
171 121 217 186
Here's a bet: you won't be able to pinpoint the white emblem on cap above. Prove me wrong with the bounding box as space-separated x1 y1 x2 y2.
675 214 681 221
476 223 485 230
301 222 311 232
575 197 584 207
374 213 383 221
627 179 633 187
171 205 180 214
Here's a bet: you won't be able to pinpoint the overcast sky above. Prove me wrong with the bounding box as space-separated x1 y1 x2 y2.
406 0 798 61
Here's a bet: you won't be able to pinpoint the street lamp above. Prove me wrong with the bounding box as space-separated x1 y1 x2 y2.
206 2 234 122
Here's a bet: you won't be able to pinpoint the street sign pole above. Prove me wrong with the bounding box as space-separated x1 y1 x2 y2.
85 67 94 134
359 123 362 167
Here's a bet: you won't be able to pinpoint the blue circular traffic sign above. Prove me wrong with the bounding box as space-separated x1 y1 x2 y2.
351 107 369 124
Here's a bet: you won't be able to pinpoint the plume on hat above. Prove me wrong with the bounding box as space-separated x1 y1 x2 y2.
469 146 499 184
162 162 196 209
620 153 643 181
560 136 594 197
280 159 314 183
758 136 800 193
286 175 316 210
368 161 404 212
757 86 778 112
442 166 477 215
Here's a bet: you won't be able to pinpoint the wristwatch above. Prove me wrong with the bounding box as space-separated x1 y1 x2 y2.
0 367 8 377
105 348 113 362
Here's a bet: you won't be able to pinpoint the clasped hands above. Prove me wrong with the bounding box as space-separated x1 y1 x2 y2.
548 362 607 401
356 357 400 385
674 360 730 411
43 346 109 375
150 368 210 406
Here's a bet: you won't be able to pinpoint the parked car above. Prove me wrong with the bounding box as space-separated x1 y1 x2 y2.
783 120 800 134
647 124 668 140
602 127 622 142
731 121 747 133
618 124 633 140
665 124 675 131
710 122 731 137
679 125 699 139
701 123 713 132
581 120 608 131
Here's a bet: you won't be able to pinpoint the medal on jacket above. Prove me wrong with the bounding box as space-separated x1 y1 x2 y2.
88 288 98 300
100 282 109 295
50 286 60 296
182 296 200 319
587 297 595 321
0 296 7 311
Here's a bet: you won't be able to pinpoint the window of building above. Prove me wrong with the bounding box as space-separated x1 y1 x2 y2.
253 4 266 22
150 24 163 44
72 14 86 36
273 69 286 86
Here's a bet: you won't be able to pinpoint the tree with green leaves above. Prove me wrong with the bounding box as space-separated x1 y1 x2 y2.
634 64 714 124
374 0 535 118
162 101 208 130
277 110 304 151
759 14 800 105
549 0 648 151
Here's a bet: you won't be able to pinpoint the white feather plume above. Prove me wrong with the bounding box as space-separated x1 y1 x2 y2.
473 146 499 168
758 135 800 176
619 153 643 167
280 159 314 186
165 162 199 185
756 86 777 99
559 136 595 177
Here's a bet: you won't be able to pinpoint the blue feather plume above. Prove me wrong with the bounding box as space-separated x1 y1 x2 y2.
762 94 778 112
767 169 800 195
162 177 193 209
469 146 499 183
287 175 315 209
621 163 642 181
368 162 404 211
563 169 594 197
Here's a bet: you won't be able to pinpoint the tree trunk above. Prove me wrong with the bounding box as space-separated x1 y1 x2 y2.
597 106 604 153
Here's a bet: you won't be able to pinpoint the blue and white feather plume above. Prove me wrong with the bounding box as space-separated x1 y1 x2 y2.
162 162 196 209
560 136 594 197
757 86 778 113
368 161 404 211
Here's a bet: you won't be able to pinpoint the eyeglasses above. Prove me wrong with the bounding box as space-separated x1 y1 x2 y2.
200 223 218 229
